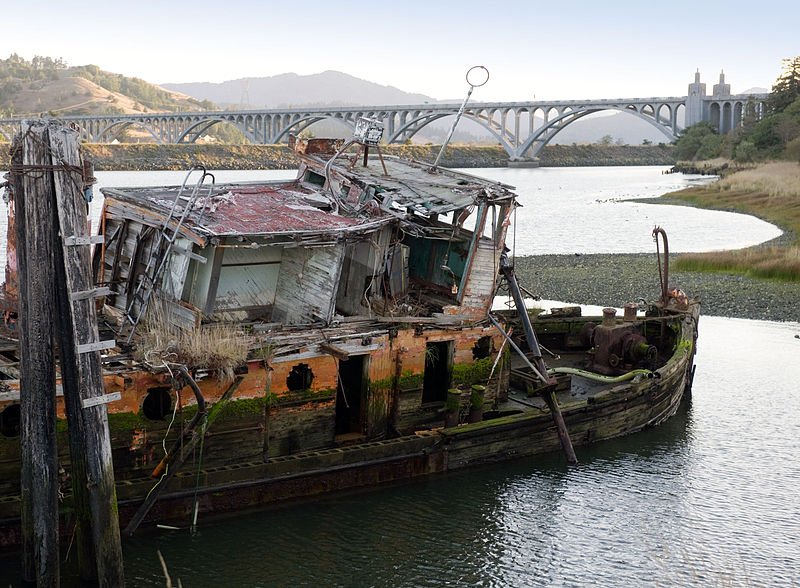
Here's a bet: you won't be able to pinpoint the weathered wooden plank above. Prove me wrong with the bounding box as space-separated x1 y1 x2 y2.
273 245 344 324
80 391 122 409
64 235 104 246
70 286 112 301
319 342 350 360
76 339 117 354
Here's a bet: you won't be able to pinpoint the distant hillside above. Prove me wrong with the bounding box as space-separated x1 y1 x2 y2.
740 87 769 95
0 54 213 117
162 70 435 108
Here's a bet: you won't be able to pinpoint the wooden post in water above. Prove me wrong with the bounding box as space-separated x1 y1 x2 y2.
12 122 60 584
48 123 126 586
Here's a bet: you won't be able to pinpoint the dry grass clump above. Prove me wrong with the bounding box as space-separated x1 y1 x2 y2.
674 246 800 282
676 162 800 238
135 301 251 381
713 161 800 199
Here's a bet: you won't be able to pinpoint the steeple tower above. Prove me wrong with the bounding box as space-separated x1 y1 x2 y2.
686 69 707 126
713 70 731 96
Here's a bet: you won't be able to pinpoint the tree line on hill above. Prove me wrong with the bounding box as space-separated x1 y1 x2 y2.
0 54 214 116
675 56 800 162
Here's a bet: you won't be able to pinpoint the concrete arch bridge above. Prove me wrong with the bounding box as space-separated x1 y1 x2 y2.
0 85 768 162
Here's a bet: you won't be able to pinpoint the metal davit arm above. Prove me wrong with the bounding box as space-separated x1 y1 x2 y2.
652 225 669 305
497 253 578 465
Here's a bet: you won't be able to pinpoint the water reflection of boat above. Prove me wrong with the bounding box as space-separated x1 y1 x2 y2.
0 126 699 546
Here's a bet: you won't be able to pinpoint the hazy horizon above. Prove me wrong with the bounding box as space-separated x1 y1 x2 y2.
5 0 796 101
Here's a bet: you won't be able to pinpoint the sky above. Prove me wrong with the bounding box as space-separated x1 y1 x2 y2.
4 0 798 102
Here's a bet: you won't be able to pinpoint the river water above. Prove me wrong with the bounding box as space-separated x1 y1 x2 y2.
0 166 798 586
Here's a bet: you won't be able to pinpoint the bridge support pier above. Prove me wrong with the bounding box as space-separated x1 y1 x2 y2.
507 158 539 168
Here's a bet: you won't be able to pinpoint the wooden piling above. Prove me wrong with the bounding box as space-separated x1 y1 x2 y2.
48 124 126 586
13 122 60 585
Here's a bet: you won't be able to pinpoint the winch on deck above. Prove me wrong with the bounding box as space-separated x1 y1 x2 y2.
581 307 657 376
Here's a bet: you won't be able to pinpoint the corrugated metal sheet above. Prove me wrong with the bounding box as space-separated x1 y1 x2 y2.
320 154 516 215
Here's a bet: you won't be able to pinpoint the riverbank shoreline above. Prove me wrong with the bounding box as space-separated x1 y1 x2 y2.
512 252 800 323
2 143 676 171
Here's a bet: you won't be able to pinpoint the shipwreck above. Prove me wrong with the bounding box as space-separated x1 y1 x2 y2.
0 121 699 558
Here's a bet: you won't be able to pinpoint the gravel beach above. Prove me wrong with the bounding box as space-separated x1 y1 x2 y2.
513 253 800 323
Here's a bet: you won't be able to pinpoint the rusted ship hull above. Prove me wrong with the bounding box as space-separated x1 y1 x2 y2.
125 329 694 529
0 303 698 547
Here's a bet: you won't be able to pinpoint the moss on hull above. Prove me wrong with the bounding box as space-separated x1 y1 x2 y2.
451 357 494 388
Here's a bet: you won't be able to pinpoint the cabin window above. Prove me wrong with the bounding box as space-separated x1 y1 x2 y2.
0 403 20 437
287 363 314 391
406 235 468 296
472 336 493 360
142 387 173 420
304 170 326 187
213 246 282 315
422 341 452 403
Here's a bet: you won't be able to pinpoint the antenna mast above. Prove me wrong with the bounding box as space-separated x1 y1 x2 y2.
432 65 489 169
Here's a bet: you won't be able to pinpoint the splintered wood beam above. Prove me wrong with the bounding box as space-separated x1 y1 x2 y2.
319 342 350 360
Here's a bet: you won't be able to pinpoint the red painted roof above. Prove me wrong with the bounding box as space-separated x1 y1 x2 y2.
103 180 387 239
194 183 365 235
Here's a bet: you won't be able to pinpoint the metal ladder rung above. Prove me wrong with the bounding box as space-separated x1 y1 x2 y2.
125 168 215 339
172 244 207 263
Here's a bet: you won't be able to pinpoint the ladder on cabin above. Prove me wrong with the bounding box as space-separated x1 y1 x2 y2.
124 166 215 341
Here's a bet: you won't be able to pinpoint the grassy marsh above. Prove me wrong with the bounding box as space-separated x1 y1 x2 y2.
668 162 800 282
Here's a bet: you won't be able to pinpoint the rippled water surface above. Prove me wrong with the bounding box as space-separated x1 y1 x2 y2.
0 167 797 586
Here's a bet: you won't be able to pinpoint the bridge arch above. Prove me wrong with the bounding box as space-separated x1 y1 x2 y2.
93 120 162 144
517 104 679 159
386 111 510 153
270 114 356 144
176 118 257 144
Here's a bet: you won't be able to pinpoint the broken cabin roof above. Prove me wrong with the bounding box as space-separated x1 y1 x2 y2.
101 180 392 244
308 151 517 216
100 148 518 245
